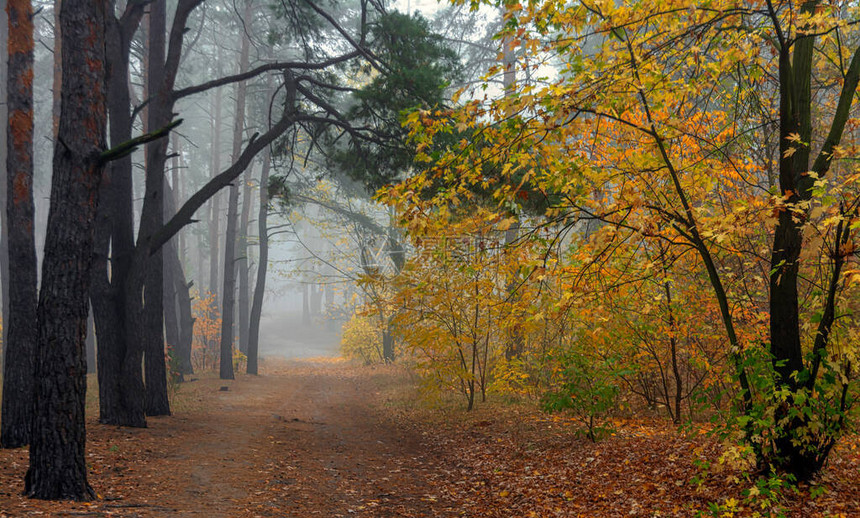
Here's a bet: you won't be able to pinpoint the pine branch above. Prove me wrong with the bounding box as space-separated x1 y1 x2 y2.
99 119 182 163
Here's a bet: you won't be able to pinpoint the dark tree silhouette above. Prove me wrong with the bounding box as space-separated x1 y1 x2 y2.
1 0 37 449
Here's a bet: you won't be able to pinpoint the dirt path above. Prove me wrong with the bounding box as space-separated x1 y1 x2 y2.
0 359 454 518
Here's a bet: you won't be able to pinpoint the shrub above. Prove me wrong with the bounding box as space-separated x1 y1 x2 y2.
341 314 384 364
541 351 628 441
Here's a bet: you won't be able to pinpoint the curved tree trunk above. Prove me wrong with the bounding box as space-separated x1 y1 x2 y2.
238 167 252 354
1 0 37 449
26 0 106 499
247 146 271 375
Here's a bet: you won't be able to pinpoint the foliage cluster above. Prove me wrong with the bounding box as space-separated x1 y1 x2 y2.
192 291 223 372
354 0 860 486
341 314 385 364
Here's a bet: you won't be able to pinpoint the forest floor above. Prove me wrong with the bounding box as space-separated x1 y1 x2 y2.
1 358 860 517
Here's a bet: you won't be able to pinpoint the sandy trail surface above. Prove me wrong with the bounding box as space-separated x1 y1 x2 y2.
0 359 454 517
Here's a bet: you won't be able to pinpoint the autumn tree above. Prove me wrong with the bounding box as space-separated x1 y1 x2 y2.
386 0 860 480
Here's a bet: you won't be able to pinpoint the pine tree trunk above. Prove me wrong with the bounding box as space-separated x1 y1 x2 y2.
51 0 61 139
302 282 310 326
219 0 251 379
1 0 37 449
208 68 223 300
174 258 195 376
0 0 7 356
163 182 180 370
85 307 95 374
93 1 146 428
220 182 238 380
310 284 323 316
247 146 271 375
163 246 180 365
26 0 105 499
140 0 170 417
238 167 252 354
164 178 194 376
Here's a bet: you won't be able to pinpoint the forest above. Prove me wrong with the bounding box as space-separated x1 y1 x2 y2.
2 0 860 516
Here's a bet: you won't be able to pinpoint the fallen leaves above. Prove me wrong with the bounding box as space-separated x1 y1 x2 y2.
1 362 859 517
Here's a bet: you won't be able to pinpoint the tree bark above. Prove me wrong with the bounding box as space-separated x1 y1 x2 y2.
219 0 252 379
208 57 223 301
25 0 106 499
310 284 323 316
766 6 860 479
302 282 310 326
139 0 192 417
1 0 37 449
238 166 252 354
0 0 7 355
220 183 238 379
93 0 146 428
163 211 180 373
86 306 95 374
163 171 180 366
173 255 195 376
247 146 271 375
164 178 194 376
51 0 61 138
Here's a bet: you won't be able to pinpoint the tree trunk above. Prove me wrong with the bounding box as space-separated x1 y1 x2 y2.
1 0 37 449
220 182 238 379
208 64 223 300
85 306 95 374
93 0 146 428
765 6 860 480
163 181 180 369
219 0 251 379
25 0 105 499
302 282 310 326
0 0 7 355
140 0 170 417
247 146 271 375
310 284 323 315
51 0 61 138
174 257 195 376
164 178 194 376
163 241 180 370
238 166 252 354
324 281 334 331
173 140 185 266
196 229 205 297
382 327 394 363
